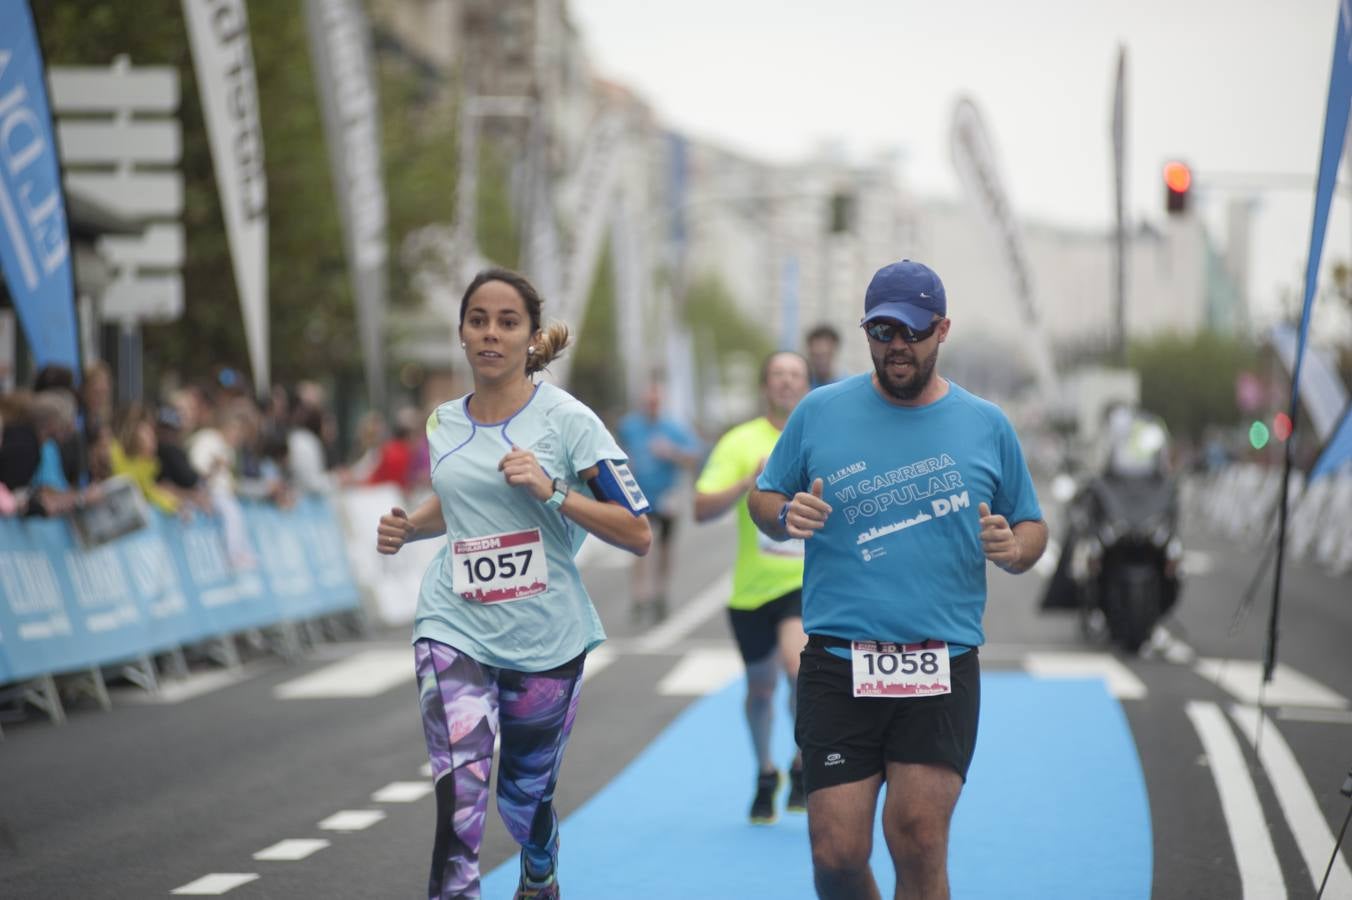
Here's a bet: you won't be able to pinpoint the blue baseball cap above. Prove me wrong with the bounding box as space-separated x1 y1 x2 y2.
861 260 947 329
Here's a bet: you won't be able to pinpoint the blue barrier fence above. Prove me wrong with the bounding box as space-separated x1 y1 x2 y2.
0 496 359 685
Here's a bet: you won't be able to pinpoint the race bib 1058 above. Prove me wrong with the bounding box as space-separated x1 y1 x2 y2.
850 639 950 698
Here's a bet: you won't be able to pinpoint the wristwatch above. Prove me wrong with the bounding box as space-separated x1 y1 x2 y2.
544 476 570 511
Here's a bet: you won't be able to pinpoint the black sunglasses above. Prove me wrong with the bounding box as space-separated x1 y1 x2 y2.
862 318 941 344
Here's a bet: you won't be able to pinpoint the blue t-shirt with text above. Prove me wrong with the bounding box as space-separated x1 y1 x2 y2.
756 375 1042 649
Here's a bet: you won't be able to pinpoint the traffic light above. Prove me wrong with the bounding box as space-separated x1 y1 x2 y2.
1163 161 1191 215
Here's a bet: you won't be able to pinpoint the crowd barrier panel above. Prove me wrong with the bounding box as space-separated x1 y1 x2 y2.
0 495 359 692
1193 463 1352 579
334 484 437 628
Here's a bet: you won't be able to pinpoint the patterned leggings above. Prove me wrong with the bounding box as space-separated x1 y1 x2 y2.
414 638 586 900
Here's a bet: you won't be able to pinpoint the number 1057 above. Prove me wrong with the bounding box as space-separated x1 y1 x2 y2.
461 549 533 583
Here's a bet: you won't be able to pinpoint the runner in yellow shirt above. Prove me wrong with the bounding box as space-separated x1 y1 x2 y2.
694 350 811 824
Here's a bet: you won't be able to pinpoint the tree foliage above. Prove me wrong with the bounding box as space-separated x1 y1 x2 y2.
1127 330 1257 444
683 274 774 379
568 240 622 420
31 1 481 398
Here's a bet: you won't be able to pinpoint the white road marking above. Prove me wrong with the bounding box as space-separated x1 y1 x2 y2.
274 650 413 699
170 873 260 895
1195 659 1348 709
1229 705 1352 897
657 646 743 696
1022 651 1148 700
1276 707 1352 725
1185 701 1286 900
633 573 732 654
317 809 387 832
252 839 331 861
372 781 434 803
581 646 615 683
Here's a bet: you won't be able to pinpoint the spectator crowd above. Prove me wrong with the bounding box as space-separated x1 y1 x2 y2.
0 363 431 531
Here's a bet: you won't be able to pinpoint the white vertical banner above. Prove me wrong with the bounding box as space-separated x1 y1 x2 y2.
949 96 1058 408
303 0 387 408
182 0 269 393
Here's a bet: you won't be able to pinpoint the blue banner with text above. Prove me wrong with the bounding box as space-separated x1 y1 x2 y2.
0 496 359 683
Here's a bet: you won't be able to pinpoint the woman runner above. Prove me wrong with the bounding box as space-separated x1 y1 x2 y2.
377 268 652 899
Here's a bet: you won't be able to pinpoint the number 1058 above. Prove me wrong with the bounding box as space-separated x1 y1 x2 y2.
861 650 939 676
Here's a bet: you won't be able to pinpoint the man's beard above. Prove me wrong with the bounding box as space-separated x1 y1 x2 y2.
872 344 938 401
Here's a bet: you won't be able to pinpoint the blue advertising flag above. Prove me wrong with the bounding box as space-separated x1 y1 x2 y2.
1291 5 1352 408
0 2 79 375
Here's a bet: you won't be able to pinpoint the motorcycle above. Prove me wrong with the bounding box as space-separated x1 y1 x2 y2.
1042 411 1184 654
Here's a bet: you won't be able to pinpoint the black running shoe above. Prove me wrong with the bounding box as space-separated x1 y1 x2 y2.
786 765 807 813
749 770 781 824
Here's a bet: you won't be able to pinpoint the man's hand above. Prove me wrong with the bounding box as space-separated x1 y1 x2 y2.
377 506 414 555
785 478 832 539
499 446 552 501
978 501 1021 570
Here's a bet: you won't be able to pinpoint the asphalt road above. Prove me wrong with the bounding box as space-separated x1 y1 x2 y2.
1 491 1349 899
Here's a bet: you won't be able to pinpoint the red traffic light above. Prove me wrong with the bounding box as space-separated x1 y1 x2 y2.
1163 161 1192 193
1273 412 1293 442
1164 160 1192 214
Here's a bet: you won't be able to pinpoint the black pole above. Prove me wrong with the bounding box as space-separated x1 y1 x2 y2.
1263 405 1299 684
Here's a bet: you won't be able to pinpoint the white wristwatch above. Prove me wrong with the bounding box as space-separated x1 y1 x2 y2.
544 476 570 510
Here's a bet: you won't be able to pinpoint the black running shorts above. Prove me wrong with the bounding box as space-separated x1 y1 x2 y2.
649 511 677 547
726 589 803 664
795 636 981 794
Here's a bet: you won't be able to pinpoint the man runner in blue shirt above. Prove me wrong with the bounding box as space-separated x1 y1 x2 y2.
749 259 1048 900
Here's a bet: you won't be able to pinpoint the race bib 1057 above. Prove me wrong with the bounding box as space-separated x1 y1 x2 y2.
451 528 548 603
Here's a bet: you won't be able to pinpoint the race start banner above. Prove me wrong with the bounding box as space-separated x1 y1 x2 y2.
0 1 80 376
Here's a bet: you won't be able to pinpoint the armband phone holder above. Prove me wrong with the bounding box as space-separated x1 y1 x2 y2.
590 459 651 516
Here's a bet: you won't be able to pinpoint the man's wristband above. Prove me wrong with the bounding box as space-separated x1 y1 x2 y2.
777 501 790 530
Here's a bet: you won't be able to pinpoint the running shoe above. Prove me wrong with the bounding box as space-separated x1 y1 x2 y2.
786 765 807 813
749 770 781 824
514 855 560 900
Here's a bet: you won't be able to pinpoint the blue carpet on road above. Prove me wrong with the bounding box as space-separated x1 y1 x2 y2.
483 672 1151 899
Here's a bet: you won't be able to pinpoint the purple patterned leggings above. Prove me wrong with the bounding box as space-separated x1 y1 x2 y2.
414 638 586 900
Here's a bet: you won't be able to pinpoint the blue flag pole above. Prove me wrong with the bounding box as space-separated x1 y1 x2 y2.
0 1 81 378
1264 4 1352 685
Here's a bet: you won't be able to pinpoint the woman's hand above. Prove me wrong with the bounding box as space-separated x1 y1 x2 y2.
377 506 415 555
498 446 552 502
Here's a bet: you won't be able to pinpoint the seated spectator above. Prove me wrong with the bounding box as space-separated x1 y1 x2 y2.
287 403 332 495
365 406 417 489
110 407 181 515
154 405 210 513
337 409 386 485
0 390 40 492
0 409 20 517
26 390 100 517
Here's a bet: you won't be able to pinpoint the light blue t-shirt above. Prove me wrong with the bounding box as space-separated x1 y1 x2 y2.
615 413 701 511
756 375 1043 650
413 382 626 672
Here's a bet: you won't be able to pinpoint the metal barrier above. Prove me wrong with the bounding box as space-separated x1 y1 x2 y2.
1190 463 1352 576
0 495 360 728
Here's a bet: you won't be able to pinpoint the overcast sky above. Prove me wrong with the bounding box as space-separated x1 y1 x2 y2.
570 0 1343 327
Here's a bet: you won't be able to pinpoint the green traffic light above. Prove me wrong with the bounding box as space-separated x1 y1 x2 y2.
1249 420 1270 449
